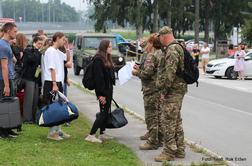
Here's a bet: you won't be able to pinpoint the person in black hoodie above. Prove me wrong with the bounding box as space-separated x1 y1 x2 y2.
85 39 115 143
22 36 44 123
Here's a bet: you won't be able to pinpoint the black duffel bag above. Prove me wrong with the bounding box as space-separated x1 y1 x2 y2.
96 99 128 129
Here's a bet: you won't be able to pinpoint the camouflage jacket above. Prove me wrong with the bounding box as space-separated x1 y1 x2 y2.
137 50 162 95
156 41 187 95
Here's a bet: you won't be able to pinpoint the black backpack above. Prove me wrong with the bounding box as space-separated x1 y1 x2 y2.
169 43 199 87
82 58 95 90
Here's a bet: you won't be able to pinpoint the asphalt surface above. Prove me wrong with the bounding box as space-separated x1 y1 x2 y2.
69 69 252 166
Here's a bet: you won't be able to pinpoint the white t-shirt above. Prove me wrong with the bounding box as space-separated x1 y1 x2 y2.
42 47 66 83
201 47 210 59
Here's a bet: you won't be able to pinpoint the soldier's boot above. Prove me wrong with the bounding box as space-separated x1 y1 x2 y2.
158 141 163 147
139 142 158 150
139 132 149 140
154 153 175 162
175 149 185 158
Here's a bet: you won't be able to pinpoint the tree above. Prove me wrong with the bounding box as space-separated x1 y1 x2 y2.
194 0 200 43
241 0 252 45
1 0 79 22
209 0 249 49
152 0 159 32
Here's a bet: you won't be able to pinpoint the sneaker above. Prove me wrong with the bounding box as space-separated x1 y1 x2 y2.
140 132 149 140
8 130 18 136
4 130 17 138
47 132 63 141
154 153 175 162
158 142 163 147
58 131 71 139
0 133 16 139
85 134 102 143
64 123 71 127
99 133 114 140
139 142 158 150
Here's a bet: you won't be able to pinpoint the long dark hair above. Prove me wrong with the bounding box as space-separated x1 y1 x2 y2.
96 39 113 68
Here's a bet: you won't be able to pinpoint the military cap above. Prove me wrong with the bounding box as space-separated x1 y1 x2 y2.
159 26 173 35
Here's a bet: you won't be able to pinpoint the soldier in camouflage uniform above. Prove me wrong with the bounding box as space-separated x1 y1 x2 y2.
132 33 163 150
154 26 187 162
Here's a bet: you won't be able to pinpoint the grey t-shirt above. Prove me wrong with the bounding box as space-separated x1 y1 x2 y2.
0 39 15 80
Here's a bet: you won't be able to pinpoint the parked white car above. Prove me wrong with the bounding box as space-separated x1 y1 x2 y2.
206 51 252 79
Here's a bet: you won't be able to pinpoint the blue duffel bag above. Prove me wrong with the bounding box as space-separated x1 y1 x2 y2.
36 92 79 127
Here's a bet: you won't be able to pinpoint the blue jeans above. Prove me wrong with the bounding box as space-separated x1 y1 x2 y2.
63 83 68 97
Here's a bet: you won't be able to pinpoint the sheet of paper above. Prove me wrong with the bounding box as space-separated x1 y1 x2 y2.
118 61 134 85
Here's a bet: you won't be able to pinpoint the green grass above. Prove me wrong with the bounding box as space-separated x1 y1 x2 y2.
0 114 142 166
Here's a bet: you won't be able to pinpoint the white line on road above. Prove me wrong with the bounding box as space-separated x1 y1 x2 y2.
186 94 252 117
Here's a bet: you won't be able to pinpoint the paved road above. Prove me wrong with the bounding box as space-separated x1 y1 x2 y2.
69 69 252 166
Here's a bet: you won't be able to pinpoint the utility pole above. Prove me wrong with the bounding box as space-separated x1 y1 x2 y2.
23 0 26 22
41 0 44 22
48 0 51 23
53 0 55 23
0 0 3 18
13 0 16 20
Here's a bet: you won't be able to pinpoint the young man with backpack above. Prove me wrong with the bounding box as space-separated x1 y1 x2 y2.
154 26 188 162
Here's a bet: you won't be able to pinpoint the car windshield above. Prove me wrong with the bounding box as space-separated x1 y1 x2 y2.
83 37 117 49
227 55 235 59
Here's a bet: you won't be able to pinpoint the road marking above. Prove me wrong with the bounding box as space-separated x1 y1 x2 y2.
186 94 252 117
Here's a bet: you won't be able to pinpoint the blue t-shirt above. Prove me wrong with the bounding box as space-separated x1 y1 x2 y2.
0 39 15 80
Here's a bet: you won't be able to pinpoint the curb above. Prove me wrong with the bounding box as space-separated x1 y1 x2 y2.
70 79 237 166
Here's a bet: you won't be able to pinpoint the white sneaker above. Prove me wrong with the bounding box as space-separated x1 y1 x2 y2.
85 134 102 143
99 133 114 140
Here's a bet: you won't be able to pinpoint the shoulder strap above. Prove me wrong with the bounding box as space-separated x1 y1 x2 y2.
112 98 120 108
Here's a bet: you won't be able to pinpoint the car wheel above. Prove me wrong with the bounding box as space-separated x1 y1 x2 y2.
226 67 238 79
74 63 81 75
214 76 222 79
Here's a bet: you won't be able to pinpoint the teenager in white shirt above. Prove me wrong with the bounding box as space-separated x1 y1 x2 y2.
200 42 210 74
42 32 71 141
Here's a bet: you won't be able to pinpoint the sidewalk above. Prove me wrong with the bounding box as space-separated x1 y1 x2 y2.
68 85 221 166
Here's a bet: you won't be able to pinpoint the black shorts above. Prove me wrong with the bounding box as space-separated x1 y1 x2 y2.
43 81 63 105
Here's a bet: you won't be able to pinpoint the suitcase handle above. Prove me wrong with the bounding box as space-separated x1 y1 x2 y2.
0 97 15 103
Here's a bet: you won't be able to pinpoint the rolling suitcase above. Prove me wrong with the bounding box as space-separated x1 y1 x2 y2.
0 97 22 129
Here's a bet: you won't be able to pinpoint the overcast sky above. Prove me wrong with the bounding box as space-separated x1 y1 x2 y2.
42 0 89 11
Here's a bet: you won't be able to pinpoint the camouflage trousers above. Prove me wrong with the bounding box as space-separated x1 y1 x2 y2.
143 92 163 145
160 93 185 156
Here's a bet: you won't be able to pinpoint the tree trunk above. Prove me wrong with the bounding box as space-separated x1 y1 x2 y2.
136 0 143 39
167 0 172 27
195 0 200 44
136 25 143 39
204 0 210 43
153 0 159 32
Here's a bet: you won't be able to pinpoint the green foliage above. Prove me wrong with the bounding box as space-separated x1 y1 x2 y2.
209 0 249 40
113 31 150 40
242 20 252 46
65 33 76 43
89 0 251 44
1 0 79 22
241 0 252 45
